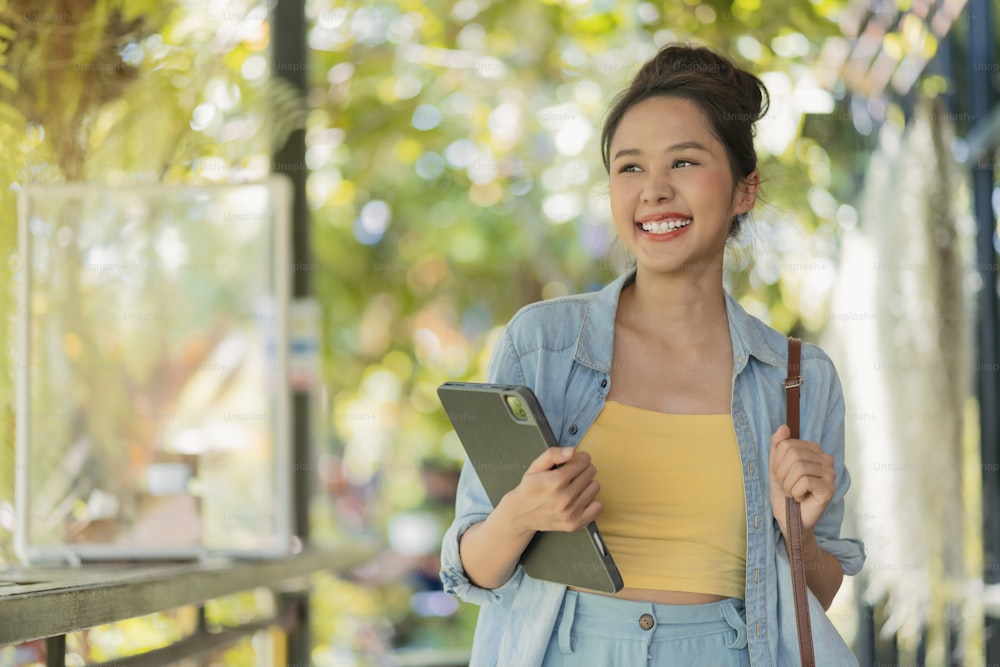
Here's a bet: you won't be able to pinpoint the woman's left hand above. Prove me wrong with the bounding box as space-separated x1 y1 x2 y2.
769 424 836 538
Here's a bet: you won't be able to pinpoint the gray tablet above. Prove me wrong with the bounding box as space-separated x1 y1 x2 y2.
438 381 623 593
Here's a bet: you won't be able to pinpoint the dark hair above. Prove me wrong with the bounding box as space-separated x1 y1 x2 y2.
600 44 769 236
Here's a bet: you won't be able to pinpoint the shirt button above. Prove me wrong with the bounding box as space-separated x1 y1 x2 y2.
569 425 578 435
638 613 655 630
600 378 608 388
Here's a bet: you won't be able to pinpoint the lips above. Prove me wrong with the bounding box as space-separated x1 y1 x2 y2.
638 218 692 234
635 213 693 236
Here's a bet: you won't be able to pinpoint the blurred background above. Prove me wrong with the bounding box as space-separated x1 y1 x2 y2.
0 0 997 665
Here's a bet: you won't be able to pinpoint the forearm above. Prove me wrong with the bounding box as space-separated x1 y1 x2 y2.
801 530 843 610
459 494 536 590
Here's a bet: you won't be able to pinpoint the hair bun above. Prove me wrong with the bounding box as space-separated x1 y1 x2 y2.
635 45 768 125
729 68 769 125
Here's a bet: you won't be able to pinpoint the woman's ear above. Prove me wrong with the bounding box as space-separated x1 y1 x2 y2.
734 171 759 214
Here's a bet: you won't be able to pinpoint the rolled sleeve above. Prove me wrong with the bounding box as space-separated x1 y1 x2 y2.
816 533 867 576
439 459 526 605
811 352 867 577
439 327 528 606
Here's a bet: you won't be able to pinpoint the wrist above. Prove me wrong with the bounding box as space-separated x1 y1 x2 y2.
496 488 536 541
800 529 823 559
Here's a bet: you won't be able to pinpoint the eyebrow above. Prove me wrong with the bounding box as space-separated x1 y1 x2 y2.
612 141 709 161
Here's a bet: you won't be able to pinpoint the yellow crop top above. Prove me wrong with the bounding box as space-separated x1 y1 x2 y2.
577 400 747 599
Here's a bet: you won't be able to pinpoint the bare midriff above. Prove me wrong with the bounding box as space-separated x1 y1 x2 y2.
567 586 730 605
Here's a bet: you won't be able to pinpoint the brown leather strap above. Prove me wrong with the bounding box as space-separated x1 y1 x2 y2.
785 337 815 667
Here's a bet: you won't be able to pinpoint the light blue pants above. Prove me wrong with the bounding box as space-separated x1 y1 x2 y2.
542 590 751 666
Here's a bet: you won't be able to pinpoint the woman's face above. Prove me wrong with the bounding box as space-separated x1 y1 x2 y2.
608 95 757 277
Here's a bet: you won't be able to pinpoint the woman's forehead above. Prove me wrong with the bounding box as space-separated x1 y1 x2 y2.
611 96 720 150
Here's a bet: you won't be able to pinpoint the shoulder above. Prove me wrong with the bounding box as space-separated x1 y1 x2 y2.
727 293 840 380
800 341 843 403
502 290 599 355
801 340 838 373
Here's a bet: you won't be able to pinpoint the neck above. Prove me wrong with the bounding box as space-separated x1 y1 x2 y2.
621 265 729 350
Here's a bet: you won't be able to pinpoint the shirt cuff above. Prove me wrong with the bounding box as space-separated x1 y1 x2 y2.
439 513 525 606
816 535 867 576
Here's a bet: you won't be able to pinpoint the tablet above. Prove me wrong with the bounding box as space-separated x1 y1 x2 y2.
438 381 623 593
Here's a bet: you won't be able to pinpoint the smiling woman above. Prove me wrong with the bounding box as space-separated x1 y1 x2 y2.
608 96 756 276
601 45 769 265
441 43 866 667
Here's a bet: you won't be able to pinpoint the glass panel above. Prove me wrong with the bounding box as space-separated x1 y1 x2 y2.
17 178 290 560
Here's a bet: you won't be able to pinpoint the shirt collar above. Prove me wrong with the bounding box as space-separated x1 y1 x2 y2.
575 268 785 373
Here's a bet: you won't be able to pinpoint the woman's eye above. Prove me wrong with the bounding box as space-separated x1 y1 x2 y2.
673 159 697 168
618 163 641 173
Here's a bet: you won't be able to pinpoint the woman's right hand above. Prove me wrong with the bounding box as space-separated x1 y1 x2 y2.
458 446 601 590
502 446 602 535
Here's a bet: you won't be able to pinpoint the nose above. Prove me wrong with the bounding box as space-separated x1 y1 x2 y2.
640 170 674 203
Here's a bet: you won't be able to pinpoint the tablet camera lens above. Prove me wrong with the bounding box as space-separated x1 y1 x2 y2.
506 396 528 422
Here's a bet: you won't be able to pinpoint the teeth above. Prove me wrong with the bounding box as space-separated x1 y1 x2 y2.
640 219 691 234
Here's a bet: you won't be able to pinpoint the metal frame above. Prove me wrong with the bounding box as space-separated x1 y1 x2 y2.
270 0 311 540
966 0 1000 664
270 4 315 662
82 614 285 667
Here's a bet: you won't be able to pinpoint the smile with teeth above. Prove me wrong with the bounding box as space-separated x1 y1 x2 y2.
639 218 692 234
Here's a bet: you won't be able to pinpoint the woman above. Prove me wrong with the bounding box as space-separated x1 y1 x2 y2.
440 44 866 666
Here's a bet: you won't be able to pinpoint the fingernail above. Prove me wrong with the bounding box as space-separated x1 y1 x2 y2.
561 447 574 458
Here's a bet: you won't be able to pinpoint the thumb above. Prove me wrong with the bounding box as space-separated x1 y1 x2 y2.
527 446 574 473
771 424 790 451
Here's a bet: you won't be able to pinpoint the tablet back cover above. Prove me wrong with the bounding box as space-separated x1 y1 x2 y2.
438 382 622 593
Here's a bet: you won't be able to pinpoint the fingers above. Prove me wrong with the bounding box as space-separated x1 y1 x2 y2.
560 458 599 500
527 449 593 487
771 433 833 477
771 432 835 500
552 452 597 508
526 446 575 473
525 447 602 531
788 475 833 505
770 424 790 450
557 476 602 530
577 496 603 526
773 451 835 503
780 455 834 477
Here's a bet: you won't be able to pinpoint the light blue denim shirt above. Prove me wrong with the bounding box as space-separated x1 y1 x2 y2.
440 269 866 667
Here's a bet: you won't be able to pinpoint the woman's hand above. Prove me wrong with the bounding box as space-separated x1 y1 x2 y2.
501 446 602 536
769 425 836 539
459 447 600 590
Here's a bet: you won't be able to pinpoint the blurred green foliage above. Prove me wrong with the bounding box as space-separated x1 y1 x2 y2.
0 0 896 663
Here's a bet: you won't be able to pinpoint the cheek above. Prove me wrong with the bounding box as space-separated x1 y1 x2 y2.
609 180 636 218
703 169 736 200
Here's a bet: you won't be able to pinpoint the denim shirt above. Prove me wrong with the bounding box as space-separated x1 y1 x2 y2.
440 269 866 667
